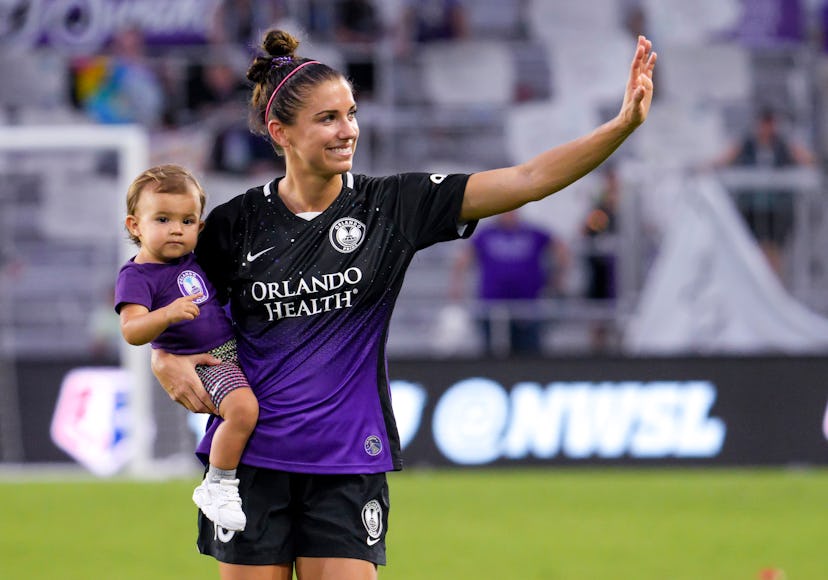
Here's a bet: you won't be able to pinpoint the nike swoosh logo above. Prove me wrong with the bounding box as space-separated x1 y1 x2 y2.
366 536 381 546
246 246 275 262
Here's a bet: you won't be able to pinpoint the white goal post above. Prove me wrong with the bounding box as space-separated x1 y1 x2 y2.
0 124 159 476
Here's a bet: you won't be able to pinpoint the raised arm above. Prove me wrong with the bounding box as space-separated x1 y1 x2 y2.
460 35 657 222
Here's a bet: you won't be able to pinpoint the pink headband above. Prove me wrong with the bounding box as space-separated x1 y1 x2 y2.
264 60 320 125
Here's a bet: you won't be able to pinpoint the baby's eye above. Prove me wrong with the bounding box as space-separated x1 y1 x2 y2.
183 218 196 225
156 216 169 223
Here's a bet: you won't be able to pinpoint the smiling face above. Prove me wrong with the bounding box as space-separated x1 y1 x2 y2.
274 77 359 178
125 184 203 264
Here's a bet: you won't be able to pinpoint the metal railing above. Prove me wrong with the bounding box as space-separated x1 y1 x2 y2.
714 167 823 309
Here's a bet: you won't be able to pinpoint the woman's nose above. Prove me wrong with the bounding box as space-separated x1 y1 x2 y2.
340 118 358 139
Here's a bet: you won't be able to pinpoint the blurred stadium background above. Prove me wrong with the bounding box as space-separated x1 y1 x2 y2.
0 2 827 576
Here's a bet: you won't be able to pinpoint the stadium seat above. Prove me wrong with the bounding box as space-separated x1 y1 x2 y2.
655 43 751 106
525 0 621 43
544 29 632 107
627 100 729 169
419 40 515 107
505 98 601 164
642 0 741 44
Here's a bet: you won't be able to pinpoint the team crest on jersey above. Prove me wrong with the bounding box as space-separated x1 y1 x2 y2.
329 217 366 253
177 270 208 303
364 435 382 456
361 499 383 543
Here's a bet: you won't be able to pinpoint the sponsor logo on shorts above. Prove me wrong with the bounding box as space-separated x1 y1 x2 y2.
362 499 383 547
364 435 382 456
329 217 365 253
177 270 208 304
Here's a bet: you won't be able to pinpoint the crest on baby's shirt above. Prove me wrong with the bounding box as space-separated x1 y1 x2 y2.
177 270 208 304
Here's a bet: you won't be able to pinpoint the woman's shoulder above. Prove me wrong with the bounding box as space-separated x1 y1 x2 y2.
352 171 468 193
351 172 394 189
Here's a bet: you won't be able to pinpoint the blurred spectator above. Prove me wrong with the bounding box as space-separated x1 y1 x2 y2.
736 0 805 47
210 0 288 46
389 0 468 105
622 2 648 38
709 108 815 278
334 0 382 99
451 210 569 356
70 27 165 127
395 0 468 56
335 0 382 43
186 51 275 174
186 53 248 116
581 166 621 352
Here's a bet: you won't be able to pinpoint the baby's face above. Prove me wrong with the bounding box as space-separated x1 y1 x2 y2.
128 185 203 263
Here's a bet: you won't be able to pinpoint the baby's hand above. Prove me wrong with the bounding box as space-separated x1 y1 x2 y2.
165 293 202 324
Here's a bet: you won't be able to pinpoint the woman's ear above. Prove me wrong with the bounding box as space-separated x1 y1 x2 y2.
268 120 290 150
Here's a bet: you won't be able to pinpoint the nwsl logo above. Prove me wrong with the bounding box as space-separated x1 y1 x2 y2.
329 217 365 253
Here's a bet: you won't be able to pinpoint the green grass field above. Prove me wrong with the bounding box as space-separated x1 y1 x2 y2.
1 467 824 579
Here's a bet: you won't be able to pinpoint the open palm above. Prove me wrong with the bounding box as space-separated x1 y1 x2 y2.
620 35 657 128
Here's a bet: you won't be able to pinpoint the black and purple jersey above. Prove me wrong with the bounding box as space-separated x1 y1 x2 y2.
194 172 475 474
114 253 234 354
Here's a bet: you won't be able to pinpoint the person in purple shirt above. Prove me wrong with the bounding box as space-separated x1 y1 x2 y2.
150 28 656 580
115 164 258 533
451 210 569 356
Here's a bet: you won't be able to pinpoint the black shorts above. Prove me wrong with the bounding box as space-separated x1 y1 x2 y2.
196 464 390 566
735 190 795 245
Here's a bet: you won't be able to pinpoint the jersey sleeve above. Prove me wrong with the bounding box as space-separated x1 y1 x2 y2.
387 172 477 250
113 265 153 314
196 195 244 304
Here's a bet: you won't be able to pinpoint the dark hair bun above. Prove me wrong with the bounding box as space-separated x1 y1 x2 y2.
246 29 301 85
263 29 300 58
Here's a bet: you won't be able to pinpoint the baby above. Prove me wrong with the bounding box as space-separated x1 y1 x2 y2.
115 164 258 532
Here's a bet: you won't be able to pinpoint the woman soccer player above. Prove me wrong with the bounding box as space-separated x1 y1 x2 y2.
152 28 656 580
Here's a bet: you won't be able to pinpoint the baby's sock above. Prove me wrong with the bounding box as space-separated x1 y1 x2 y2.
208 465 237 483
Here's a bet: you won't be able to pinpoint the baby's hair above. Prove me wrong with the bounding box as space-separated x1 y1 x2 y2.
246 29 348 154
125 164 206 245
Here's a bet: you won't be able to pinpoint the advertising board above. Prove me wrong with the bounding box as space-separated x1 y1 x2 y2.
389 356 828 467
